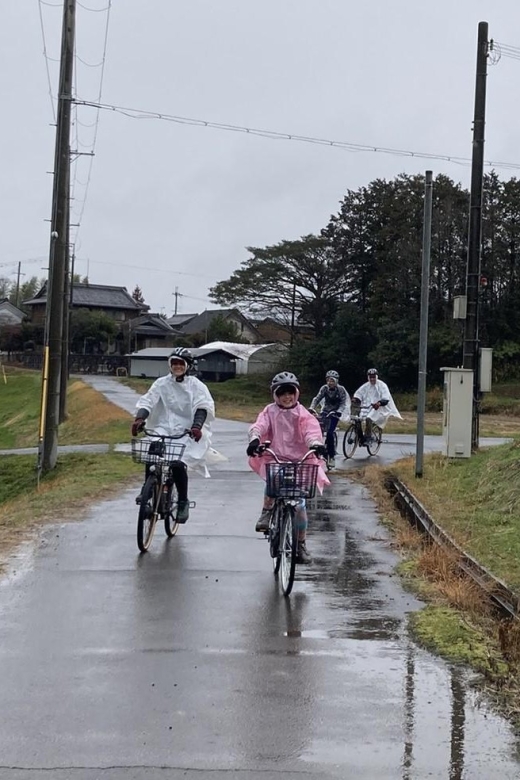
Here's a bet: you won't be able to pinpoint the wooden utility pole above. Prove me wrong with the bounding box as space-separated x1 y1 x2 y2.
463 21 488 452
41 0 76 471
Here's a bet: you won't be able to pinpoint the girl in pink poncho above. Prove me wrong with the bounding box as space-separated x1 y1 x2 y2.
246 372 330 565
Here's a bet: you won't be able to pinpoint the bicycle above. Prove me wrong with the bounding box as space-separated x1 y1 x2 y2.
309 409 339 470
257 443 320 596
341 405 383 459
131 428 191 553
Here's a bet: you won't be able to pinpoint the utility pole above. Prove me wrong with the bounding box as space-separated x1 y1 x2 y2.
290 283 296 348
415 171 433 478
173 286 180 315
463 21 488 452
41 0 76 471
14 262 22 308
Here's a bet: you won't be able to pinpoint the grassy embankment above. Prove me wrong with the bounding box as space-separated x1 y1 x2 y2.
0 367 140 562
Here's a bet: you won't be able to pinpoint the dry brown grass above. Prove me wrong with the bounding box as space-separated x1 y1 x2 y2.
59 381 130 444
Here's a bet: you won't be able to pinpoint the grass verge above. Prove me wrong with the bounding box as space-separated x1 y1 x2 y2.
350 457 520 729
0 452 140 572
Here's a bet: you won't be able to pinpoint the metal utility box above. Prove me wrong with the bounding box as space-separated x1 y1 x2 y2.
453 295 467 319
441 367 473 458
479 348 493 393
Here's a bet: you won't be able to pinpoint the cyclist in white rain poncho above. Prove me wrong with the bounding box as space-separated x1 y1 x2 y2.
352 368 402 444
131 348 216 523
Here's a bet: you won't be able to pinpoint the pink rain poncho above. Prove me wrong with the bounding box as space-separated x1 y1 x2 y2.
248 403 330 493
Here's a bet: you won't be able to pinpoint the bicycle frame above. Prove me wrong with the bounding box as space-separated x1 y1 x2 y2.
131 428 190 552
257 444 320 596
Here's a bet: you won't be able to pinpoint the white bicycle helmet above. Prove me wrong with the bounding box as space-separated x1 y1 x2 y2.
169 347 194 368
325 370 340 381
367 368 378 376
270 371 300 393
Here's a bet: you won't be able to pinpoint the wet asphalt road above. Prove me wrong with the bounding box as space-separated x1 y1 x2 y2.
0 378 519 779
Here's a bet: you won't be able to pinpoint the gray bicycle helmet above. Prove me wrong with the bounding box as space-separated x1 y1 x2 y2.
325 370 340 381
169 347 194 367
270 371 300 394
367 367 378 376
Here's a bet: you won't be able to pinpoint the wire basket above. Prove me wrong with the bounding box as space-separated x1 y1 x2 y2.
265 462 319 499
131 438 186 465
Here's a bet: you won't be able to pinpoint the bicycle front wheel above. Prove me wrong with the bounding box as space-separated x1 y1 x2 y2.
137 475 160 552
164 482 180 538
270 504 283 574
366 425 382 456
279 505 297 597
342 423 358 459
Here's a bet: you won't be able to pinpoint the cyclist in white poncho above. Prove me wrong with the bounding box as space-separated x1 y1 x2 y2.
131 348 215 523
352 368 402 444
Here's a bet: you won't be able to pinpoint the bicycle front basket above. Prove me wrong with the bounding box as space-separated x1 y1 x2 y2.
265 462 319 499
131 438 186 465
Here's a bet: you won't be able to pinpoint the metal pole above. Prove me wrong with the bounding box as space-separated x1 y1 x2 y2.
416 171 433 478
463 21 488 452
41 0 76 471
290 283 296 347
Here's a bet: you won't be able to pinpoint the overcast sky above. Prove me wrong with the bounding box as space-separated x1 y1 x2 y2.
2 1 520 314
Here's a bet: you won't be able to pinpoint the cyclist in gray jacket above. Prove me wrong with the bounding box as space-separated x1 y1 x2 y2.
309 370 350 469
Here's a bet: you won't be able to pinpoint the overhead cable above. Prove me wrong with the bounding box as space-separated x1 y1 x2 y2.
73 99 520 171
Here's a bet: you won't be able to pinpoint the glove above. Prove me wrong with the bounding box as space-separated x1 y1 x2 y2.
131 418 145 437
372 402 381 410
246 438 260 457
190 427 202 442
332 411 342 419
308 407 318 416
310 443 327 458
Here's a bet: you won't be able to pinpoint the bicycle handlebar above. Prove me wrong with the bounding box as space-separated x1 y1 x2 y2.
257 442 322 463
141 428 192 439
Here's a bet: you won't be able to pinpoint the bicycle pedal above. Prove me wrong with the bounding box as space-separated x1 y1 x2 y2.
189 501 196 509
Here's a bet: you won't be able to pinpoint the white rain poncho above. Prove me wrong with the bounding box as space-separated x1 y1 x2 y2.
352 379 402 429
136 374 216 474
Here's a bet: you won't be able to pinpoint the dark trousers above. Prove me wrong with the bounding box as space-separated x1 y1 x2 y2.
145 461 188 502
320 413 339 457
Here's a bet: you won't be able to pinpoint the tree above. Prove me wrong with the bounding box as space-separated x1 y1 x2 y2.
209 235 351 337
206 315 242 343
69 310 118 354
132 285 145 304
11 276 41 311
0 277 12 299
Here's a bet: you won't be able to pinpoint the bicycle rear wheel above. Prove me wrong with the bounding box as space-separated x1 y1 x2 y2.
366 425 382 456
164 482 180 537
342 423 358 459
137 474 160 552
279 505 297 597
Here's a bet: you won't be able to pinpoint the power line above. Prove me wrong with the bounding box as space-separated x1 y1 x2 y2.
37 0 57 121
490 40 520 63
69 0 112 244
84 257 215 280
73 98 520 172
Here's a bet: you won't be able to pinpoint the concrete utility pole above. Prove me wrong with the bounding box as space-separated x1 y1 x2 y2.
415 171 433 478
14 262 22 308
41 0 76 471
463 20 488 452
